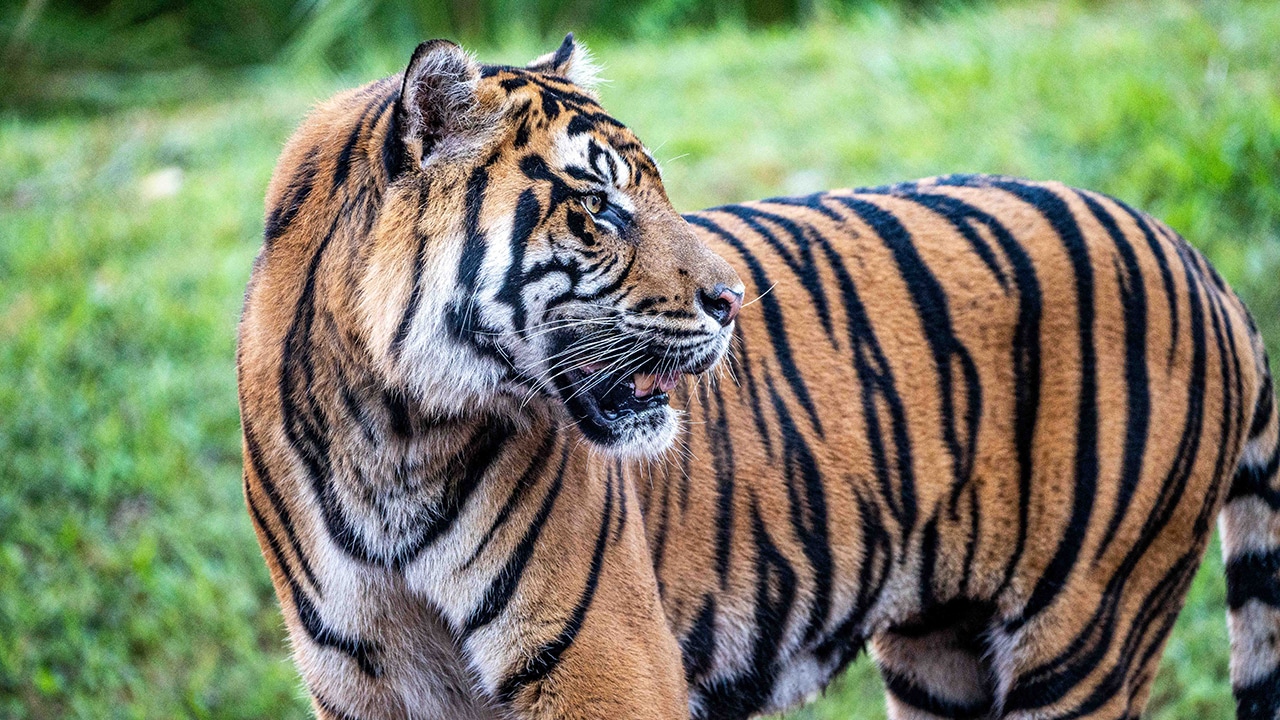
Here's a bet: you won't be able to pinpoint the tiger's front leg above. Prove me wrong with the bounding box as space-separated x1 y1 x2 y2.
245 479 498 718
249 442 689 720
409 450 690 720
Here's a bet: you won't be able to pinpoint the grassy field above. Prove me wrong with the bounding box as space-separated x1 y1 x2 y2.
2 0 1278 717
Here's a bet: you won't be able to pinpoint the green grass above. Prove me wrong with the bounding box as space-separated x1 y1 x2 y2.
2 0 1277 717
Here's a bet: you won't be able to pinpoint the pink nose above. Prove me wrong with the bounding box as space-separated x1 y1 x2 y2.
700 284 743 327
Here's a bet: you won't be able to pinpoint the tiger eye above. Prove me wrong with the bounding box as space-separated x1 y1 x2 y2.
581 194 604 215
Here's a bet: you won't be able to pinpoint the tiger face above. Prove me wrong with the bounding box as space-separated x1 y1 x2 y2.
364 36 743 458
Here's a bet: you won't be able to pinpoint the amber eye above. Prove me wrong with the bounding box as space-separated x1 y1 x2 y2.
580 193 605 215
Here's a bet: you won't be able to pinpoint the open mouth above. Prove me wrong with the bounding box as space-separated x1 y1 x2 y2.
542 323 730 453
558 363 685 446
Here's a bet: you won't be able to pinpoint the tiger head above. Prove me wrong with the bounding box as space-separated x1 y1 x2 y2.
341 36 743 458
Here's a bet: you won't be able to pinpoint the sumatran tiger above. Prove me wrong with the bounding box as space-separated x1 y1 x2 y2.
236 35 1280 720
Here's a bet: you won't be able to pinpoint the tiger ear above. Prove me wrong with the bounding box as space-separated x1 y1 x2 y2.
527 33 601 91
399 39 485 168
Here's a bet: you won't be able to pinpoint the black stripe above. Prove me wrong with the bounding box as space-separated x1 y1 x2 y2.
493 189 543 332
728 325 774 460
1226 548 1280 610
389 226 427 358
462 443 569 637
680 595 718 684
649 394 679 576
264 146 320 246
765 373 833 642
333 90 395 192
1114 202 1182 368
245 480 305 596
461 430 558 570
809 229 917 541
814 491 889 665
700 380 737 588
834 195 983 517
918 513 940 610
411 421 515 555
758 191 844 223
857 188 1010 290
882 667 989 719
244 419 321 591
380 91 405 182
1227 445 1280 509
314 695 363 720
959 483 980 595
335 363 378 444
1076 192 1151 560
984 179 1098 626
249 483 382 678
1248 372 1274 439
1235 665 1280 720
497 469 616 702
292 581 382 677
512 100 533 148
458 157 497 292
1186 233 1245 543
382 390 412 437
685 212 826 437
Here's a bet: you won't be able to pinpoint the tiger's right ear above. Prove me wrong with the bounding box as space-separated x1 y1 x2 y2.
399 40 484 169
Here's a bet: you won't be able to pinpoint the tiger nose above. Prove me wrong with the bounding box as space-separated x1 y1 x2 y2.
698 284 743 327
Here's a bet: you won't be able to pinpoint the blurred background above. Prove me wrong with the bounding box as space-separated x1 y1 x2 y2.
1 0 1277 717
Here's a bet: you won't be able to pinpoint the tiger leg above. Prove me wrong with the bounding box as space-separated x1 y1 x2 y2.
248 542 498 720
988 558 1202 720
415 461 689 720
871 604 996 720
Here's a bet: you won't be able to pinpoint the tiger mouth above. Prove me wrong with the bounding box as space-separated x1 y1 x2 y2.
558 363 685 444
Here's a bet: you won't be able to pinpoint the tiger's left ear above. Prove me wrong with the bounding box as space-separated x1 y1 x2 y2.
527 33 601 91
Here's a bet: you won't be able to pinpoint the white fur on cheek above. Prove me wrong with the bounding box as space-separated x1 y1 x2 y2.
358 222 504 416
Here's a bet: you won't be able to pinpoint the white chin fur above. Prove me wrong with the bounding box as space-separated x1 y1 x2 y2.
597 406 679 460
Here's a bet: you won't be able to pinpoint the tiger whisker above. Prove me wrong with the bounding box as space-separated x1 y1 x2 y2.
740 282 777 309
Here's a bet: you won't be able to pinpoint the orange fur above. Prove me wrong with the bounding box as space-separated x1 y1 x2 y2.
239 37 1280 720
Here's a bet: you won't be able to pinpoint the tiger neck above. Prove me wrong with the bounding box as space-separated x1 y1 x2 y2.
286 329 552 564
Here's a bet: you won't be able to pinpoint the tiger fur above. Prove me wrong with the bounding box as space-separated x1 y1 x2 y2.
237 35 1280 720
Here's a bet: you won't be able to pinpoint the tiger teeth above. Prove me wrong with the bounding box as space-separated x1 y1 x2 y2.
657 372 680 392
631 372 682 397
633 372 657 397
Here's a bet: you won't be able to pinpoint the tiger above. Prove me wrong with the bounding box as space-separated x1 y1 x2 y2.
236 34 1280 720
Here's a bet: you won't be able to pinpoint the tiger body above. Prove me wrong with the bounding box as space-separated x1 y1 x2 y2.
665 179 1276 719
238 36 1280 720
